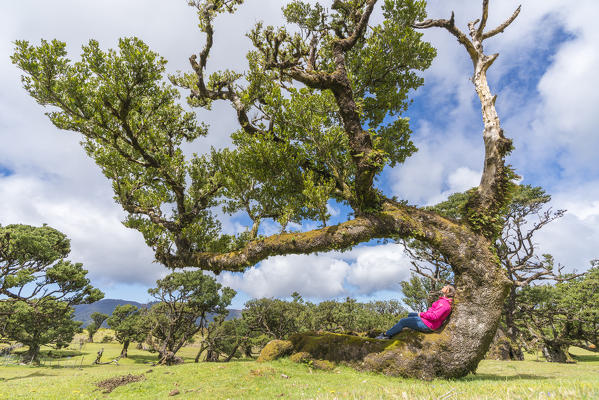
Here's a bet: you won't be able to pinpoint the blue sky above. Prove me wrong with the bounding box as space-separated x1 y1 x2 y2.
1 0 598 308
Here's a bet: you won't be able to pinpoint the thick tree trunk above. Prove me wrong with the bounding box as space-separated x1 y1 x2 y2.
542 342 575 363
362 253 509 379
194 344 208 363
503 289 523 359
25 343 41 364
487 328 524 361
205 349 220 362
157 349 183 365
120 340 130 358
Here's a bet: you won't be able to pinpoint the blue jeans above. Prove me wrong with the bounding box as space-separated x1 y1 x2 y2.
385 312 432 337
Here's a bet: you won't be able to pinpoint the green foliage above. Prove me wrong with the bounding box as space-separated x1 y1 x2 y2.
107 304 148 356
0 224 103 362
400 272 451 312
10 38 223 259
242 294 405 343
86 312 109 342
0 298 82 363
516 263 599 359
0 224 103 304
107 305 147 344
348 0 434 167
200 316 251 362
11 0 436 270
242 297 309 340
143 270 235 364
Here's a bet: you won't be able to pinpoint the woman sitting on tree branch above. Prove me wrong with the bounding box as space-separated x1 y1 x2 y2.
377 285 455 339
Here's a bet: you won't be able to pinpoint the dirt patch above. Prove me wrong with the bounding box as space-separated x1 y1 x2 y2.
249 367 276 377
95 374 146 393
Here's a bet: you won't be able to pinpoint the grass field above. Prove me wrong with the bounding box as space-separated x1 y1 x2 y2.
1 336 598 400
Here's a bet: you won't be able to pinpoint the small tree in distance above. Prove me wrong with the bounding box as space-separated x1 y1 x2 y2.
86 312 109 343
107 304 147 358
144 270 235 365
516 262 599 362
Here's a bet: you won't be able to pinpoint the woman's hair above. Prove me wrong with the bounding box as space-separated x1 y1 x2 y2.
444 285 456 298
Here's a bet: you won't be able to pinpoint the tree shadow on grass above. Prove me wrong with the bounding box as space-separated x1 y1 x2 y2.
3 371 55 381
463 373 548 382
572 354 599 363
126 354 158 364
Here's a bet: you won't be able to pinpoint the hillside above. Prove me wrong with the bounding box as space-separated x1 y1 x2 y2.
73 299 242 327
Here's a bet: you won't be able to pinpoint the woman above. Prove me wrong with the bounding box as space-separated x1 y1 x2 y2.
376 285 455 339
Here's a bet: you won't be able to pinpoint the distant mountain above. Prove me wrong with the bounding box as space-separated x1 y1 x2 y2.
73 299 241 327
73 299 146 327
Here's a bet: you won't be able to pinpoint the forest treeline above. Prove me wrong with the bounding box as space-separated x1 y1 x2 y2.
1 220 597 366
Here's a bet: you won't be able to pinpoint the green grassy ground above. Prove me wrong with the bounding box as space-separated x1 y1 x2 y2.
1 340 598 400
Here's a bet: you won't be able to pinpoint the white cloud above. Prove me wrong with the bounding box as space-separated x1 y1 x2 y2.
1 0 598 303
447 167 480 193
389 134 481 206
0 174 162 286
218 254 351 299
217 243 411 299
535 181 599 270
346 244 411 294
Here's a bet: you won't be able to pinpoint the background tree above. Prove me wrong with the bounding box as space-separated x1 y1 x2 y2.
1 224 69 301
0 224 103 362
196 316 250 362
242 297 308 340
516 262 599 362
400 271 452 312
310 298 405 334
106 304 147 357
241 294 405 342
0 299 82 363
144 270 235 365
86 312 109 343
12 0 525 378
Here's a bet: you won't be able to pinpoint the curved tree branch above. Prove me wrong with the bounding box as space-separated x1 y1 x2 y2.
483 5 522 40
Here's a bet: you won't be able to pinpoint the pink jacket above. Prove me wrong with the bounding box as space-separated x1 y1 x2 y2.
420 297 453 330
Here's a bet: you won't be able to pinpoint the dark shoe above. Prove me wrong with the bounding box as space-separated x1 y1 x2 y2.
375 334 390 340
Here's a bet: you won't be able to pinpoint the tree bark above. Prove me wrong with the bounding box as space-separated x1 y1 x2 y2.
120 340 130 358
157 349 183 366
363 246 509 379
542 341 575 363
25 343 41 364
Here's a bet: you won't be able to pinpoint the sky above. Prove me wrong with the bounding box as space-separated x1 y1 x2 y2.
1 0 597 308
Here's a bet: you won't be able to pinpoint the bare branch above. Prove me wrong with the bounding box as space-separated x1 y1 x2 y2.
476 0 489 37
483 5 521 40
414 12 478 62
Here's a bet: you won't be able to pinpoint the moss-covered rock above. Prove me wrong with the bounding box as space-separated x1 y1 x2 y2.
289 351 312 364
286 329 462 379
257 340 293 362
312 359 336 371
289 331 391 363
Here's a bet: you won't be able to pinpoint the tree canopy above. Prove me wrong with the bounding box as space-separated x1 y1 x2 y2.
144 270 235 365
0 223 103 362
10 0 439 272
12 0 527 379
107 304 147 358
